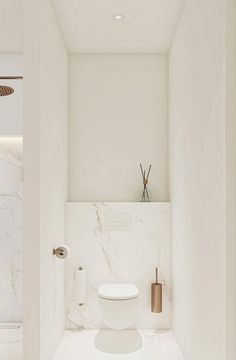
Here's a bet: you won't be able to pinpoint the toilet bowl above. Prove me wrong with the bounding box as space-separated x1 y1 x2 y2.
98 283 139 330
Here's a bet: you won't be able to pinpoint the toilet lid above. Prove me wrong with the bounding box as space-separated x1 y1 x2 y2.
98 283 139 300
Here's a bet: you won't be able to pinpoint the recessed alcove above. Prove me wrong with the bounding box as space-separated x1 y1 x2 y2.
21 0 236 359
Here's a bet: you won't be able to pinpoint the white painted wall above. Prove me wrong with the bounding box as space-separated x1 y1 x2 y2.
24 0 68 359
169 0 226 359
69 54 168 202
0 54 23 135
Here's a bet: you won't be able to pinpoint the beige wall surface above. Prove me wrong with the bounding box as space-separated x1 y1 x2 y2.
69 54 169 202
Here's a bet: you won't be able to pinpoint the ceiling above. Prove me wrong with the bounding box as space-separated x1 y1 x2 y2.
0 0 22 53
52 0 185 53
0 0 184 54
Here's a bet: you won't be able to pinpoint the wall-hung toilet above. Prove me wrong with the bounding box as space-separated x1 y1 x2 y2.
98 283 139 330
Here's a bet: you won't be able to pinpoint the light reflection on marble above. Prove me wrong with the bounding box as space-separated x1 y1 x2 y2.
0 139 23 323
66 202 171 330
53 330 184 360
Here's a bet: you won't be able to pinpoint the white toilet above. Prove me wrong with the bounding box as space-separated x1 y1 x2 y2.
98 283 139 330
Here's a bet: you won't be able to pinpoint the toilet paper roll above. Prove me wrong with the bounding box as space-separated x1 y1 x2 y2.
75 267 86 305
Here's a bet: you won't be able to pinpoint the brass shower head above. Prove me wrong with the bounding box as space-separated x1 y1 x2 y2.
0 85 14 96
0 76 23 97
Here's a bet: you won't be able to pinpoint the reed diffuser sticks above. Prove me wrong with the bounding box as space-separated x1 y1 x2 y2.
140 163 152 202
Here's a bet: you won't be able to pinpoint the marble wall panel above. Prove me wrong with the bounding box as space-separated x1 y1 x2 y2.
66 202 171 330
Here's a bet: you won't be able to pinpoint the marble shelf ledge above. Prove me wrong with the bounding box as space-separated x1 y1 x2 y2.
67 201 171 204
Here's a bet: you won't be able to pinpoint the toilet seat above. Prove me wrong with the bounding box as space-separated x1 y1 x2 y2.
98 283 139 300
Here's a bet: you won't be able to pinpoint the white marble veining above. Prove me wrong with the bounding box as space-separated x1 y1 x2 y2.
53 330 184 360
66 202 171 330
0 139 23 323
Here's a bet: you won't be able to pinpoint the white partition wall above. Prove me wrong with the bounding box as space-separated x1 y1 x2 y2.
169 0 236 359
225 0 236 358
39 0 68 358
23 0 40 356
23 0 68 359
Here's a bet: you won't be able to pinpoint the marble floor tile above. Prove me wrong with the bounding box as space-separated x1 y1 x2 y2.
53 329 184 360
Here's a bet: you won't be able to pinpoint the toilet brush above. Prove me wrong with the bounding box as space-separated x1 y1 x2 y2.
151 267 162 313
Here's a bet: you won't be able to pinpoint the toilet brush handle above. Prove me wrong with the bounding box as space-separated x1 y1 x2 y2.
155 267 158 284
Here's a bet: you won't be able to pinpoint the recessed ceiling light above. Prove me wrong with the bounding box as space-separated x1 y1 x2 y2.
112 14 125 21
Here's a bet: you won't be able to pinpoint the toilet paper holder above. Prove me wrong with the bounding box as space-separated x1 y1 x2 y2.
53 246 70 259
74 266 86 305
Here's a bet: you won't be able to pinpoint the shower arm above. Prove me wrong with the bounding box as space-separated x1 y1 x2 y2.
0 76 23 80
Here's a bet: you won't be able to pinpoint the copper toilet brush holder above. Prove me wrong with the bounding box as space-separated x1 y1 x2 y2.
151 267 162 313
